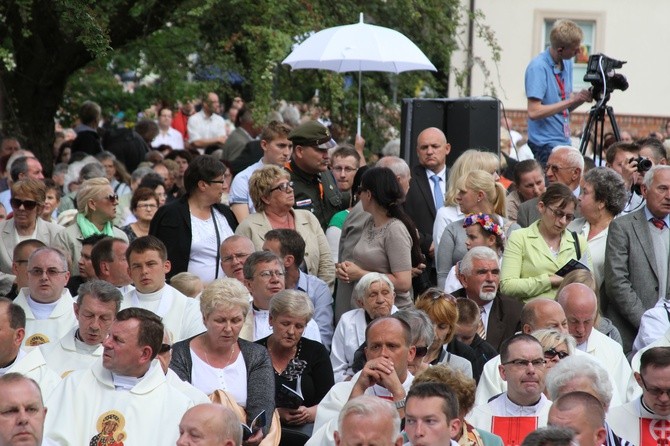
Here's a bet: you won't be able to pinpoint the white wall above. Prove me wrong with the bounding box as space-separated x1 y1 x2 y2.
449 0 670 117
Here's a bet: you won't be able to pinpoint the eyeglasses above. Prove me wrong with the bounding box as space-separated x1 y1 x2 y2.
10 198 39 210
640 375 670 398
544 348 570 360
28 268 68 278
544 164 575 173
159 343 172 354
546 205 575 222
221 252 252 263
269 181 294 193
502 358 547 368
415 346 429 358
136 203 158 210
332 166 358 174
208 180 226 184
257 270 285 279
104 194 119 203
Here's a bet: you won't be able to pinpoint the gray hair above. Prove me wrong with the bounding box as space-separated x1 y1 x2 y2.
242 251 283 280
381 139 401 157
354 272 394 304
131 166 154 183
200 278 250 319
531 328 576 356
76 279 123 313
521 426 576 446
280 104 301 127
28 246 68 271
460 246 499 276
393 308 435 347
644 165 670 189
376 156 410 179
583 167 627 216
552 146 585 170
337 395 400 443
269 289 314 322
545 355 613 408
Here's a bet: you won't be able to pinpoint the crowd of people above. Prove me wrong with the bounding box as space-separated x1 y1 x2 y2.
3 18 670 446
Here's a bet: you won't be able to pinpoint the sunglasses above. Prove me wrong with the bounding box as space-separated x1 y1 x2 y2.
415 346 429 358
105 194 119 203
544 348 569 360
269 181 294 193
10 198 39 210
159 343 172 354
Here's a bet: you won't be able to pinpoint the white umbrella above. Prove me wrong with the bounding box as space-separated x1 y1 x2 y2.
282 13 437 135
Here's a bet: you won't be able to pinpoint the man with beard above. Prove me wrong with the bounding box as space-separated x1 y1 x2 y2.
453 247 523 352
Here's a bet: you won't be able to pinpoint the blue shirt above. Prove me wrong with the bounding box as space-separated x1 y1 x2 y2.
296 270 334 350
525 48 574 147
228 159 264 212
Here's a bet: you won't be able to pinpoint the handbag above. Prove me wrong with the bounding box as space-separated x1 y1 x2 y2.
209 389 281 446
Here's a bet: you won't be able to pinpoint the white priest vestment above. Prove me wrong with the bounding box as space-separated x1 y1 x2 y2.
3 348 61 399
14 288 76 347
40 327 102 377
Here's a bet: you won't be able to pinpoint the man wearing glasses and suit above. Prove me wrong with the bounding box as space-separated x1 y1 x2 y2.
517 146 583 227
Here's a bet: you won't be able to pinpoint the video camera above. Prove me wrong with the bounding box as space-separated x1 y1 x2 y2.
583 54 628 99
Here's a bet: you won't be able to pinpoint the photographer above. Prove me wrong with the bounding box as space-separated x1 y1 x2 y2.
525 19 593 165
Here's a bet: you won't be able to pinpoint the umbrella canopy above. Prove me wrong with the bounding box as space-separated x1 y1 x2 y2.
282 13 436 133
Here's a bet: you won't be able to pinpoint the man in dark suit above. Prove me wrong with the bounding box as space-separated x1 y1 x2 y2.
603 165 670 353
404 127 451 291
517 145 583 227
452 246 522 352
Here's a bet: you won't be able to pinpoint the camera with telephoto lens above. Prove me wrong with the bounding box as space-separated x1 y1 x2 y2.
630 156 653 173
583 54 629 99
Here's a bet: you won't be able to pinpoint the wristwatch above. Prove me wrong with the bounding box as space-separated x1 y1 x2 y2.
394 398 406 409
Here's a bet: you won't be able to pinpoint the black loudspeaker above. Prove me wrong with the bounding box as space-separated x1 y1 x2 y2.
400 97 501 168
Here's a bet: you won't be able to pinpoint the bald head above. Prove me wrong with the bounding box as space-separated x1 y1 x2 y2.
220 235 256 282
521 298 568 334
416 127 450 174
557 283 597 345
177 403 242 446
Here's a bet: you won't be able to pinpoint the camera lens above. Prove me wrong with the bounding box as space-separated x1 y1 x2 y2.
638 157 653 173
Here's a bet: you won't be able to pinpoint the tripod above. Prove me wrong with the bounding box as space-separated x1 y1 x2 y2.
578 91 621 164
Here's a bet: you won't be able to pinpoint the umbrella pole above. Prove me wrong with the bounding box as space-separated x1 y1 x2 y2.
357 70 362 136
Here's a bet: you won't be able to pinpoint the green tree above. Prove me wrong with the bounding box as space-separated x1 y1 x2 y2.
0 0 189 166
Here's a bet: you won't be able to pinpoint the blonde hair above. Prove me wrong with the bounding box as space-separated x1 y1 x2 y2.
248 165 290 212
550 19 583 49
445 150 500 205
11 179 46 205
199 278 250 319
456 169 507 217
532 328 576 356
269 289 314 322
76 177 111 216
169 272 203 298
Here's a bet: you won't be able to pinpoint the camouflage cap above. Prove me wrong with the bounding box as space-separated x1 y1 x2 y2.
288 120 337 150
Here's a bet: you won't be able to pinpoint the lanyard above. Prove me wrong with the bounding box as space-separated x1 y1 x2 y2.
554 73 568 119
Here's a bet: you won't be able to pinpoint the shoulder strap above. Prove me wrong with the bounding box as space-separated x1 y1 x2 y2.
570 230 581 260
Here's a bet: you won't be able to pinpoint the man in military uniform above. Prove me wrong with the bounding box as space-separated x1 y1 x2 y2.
286 121 345 230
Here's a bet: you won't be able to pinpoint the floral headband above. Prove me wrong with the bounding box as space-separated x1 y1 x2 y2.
463 213 505 239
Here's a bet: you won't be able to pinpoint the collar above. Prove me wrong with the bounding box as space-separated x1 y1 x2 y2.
424 165 447 181
502 392 547 416
288 159 320 182
542 48 563 74
644 206 670 226
295 270 309 292
572 184 581 198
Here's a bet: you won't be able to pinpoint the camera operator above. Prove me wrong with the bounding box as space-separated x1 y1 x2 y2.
606 140 667 213
525 19 593 166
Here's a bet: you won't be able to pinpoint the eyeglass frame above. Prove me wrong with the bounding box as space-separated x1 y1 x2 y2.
256 270 285 279
639 374 670 398
501 358 547 368
545 205 576 222
269 181 294 194
221 252 252 264
28 268 68 278
104 194 119 203
136 203 158 210
544 164 576 173
332 166 358 174
414 346 429 358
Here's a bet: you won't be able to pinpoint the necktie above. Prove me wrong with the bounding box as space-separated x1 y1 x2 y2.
431 174 443 209
651 217 666 230
477 306 487 340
